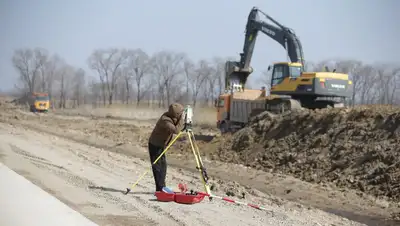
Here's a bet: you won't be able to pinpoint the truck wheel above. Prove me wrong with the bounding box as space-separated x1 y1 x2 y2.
220 122 229 134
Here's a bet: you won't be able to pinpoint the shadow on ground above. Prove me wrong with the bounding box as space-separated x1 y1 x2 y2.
194 134 214 142
88 185 164 203
178 134 215 142
88 185 153 195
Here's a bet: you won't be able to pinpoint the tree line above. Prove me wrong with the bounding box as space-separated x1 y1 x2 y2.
10 47 400 108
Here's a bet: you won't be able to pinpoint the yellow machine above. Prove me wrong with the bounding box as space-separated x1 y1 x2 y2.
217 7 353 132
29 92 50 112
265 61 352 110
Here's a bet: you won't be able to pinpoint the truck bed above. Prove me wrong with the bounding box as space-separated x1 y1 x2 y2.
229 98 266 124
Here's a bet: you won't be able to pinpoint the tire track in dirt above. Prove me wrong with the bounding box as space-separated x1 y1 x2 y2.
0 129 189 226
0 108 369 225
1 123 310 226
11 140 189 226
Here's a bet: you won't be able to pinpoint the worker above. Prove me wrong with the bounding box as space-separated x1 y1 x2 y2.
148 103 185 192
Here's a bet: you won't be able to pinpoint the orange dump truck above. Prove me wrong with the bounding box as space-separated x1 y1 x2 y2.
216 87 269 133
29 92 50 112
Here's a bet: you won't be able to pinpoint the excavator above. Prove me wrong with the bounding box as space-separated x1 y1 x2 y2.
216 7 353 132
224 7 353 112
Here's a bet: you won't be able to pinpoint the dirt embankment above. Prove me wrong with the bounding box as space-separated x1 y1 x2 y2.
209 106 400 202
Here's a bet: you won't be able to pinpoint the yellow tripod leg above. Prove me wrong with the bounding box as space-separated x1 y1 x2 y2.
190 131 212 196
187 131 212 196
190 131 205 167
124 131 183 195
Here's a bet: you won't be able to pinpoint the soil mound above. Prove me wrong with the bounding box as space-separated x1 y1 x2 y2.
217 105 400 201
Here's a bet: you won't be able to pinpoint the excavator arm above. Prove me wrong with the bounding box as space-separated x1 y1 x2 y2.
225 7 305 90
241 7 305 70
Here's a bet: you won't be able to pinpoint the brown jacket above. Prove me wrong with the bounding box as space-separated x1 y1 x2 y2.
149 103 185 148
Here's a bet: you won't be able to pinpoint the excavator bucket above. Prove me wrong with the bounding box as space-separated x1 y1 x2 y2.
225 61 253 91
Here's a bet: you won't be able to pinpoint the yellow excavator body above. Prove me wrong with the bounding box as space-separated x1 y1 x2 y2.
267 62 353 102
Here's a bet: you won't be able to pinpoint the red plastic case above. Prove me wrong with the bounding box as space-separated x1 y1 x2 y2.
154 191 205 204
174 193 205 204
154 191 175 202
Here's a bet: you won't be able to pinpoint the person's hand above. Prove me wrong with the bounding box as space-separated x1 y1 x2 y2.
179 111 186 124
180 113 187 131
174 112 183 126
181 123 187 131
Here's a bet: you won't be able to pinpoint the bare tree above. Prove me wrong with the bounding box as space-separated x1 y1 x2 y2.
211 57 226 96
253 70 272 92
12 48 48 93
88 48 129 105
373 64 400 105
88 79 102 108
183 59 195 103
205 67 218 106
57 64 75 108
334 60 363 106
145 73 159 106
168 76 186 104
391 68 400 104
72 68 86 107
310 59 337 72
127 49 151 106
151 51 185 106
9 46 400 108
190 60 211 107
120 67 131 104
356 64 376 104
42 54 62 100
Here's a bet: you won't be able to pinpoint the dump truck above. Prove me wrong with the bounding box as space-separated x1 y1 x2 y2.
216 87 271 132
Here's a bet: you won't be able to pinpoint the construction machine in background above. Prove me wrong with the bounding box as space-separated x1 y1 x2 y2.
28 92 50 113
216 7 353 132
216 88 267 132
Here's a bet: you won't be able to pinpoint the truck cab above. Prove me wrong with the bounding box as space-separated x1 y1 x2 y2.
216 93 231 132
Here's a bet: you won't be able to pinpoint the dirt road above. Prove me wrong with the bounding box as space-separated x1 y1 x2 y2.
0 122 362 226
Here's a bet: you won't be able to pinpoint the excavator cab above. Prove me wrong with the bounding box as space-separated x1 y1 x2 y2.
268 62 303 87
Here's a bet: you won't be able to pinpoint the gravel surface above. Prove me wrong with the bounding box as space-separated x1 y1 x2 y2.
0 123 363 226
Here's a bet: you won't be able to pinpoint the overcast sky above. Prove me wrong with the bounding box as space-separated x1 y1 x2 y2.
0 0 399 91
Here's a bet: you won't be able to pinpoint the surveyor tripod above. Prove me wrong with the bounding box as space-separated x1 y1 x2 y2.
124 123 212 199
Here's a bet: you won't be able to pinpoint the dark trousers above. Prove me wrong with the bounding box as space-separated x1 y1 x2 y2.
148 142 167 191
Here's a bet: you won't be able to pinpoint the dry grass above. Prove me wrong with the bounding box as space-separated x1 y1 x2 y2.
55 103 217 129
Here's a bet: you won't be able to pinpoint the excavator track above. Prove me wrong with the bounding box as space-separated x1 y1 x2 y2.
264 97 344 114
265 98 302 114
